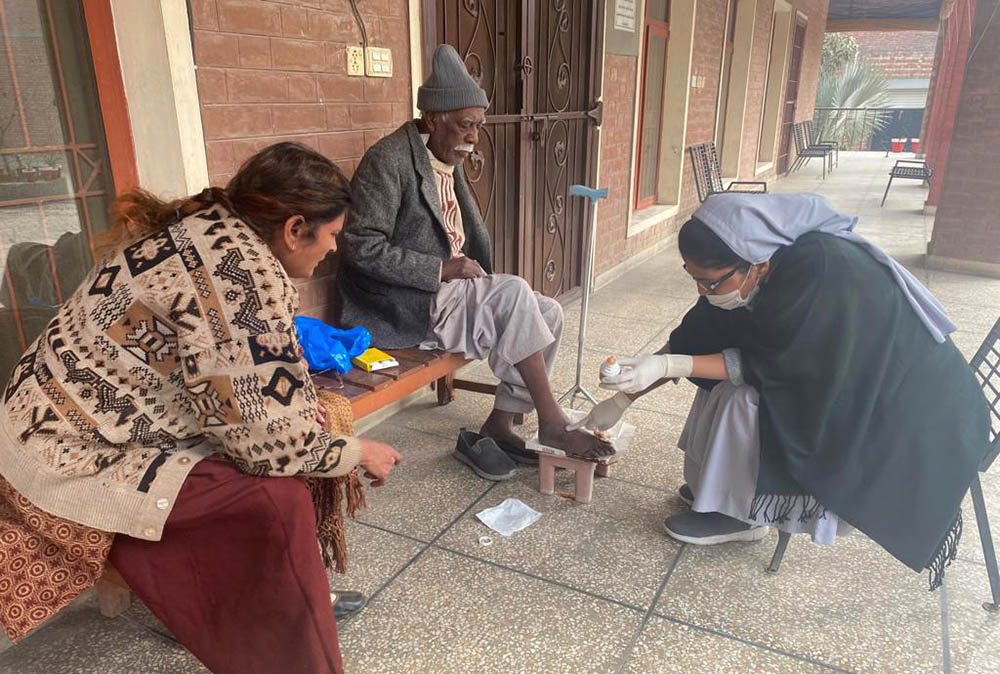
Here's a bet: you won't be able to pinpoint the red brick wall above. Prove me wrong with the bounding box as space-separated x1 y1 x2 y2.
593 0 827 277
928 0 999 266
846 30 938 80
190 0 411 318
595 54 638 270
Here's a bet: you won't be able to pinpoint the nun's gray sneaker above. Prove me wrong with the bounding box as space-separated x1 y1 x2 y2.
663 510 768 545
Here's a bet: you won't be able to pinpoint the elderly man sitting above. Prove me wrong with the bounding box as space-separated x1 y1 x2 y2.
337 44 611 480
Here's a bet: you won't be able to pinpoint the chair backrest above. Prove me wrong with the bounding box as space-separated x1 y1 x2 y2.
970 316 1000 471
688 142 725 203
792 122 808 152
804 119 815 144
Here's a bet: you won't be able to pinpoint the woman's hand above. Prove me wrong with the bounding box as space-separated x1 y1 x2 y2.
600 354 694 394
358 438 402 487
316 403 327 427
566 392 632 431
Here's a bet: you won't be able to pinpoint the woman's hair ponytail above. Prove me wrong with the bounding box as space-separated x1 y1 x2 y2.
100 142 351 252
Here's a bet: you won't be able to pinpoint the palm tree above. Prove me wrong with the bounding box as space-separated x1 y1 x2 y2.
815 55 891 149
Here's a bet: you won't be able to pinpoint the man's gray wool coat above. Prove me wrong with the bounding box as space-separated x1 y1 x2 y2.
336 120 493 348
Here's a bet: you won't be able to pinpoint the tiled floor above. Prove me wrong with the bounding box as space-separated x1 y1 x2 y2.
3 152 999 673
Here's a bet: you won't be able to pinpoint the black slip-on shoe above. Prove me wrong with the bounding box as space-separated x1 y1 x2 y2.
678 483 695 506
494 438 539 466
331 590 366 620
454 428 517 481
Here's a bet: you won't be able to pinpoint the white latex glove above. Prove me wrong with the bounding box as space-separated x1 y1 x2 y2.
599 354 693 394
566 392 632 432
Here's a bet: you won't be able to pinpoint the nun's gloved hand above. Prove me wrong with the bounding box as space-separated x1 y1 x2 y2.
566 392 632 432
600 354 694 394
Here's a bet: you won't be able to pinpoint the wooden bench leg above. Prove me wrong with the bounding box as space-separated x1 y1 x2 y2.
436 372 455 406
96 579 131 618
595 462 611 478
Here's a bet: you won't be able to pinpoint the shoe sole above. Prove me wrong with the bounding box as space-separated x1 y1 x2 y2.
453 450 516 481
662 520 769 545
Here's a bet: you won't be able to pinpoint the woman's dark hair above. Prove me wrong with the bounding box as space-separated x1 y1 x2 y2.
103 142 351 250
677 217 750 270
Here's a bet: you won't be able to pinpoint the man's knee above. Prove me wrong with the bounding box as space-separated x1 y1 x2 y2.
493 274 534 301
536 294 564 333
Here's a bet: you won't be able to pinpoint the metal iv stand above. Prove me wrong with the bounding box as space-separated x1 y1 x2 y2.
557 184 609 409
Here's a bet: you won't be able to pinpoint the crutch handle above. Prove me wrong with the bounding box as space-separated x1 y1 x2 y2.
569 184 609 202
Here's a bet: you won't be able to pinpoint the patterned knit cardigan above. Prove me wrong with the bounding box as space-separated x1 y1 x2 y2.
0 207 362 543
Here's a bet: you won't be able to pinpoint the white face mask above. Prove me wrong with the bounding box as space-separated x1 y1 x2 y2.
706 267 761 310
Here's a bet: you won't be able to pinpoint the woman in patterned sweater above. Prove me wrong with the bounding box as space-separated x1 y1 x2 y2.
0 142 401 673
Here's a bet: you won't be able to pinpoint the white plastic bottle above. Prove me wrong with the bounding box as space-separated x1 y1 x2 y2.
600 355 621 380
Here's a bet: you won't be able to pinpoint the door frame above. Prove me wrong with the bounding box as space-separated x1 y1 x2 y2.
81 0 138 193
777 16 807 174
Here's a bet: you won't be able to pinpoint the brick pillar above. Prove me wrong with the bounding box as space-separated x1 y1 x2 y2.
927 0 1000 275
923 0 976 208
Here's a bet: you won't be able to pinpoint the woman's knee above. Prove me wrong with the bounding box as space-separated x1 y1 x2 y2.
709 381 759 408
256 477 316 529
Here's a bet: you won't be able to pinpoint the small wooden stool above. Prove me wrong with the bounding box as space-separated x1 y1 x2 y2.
538 454 598 503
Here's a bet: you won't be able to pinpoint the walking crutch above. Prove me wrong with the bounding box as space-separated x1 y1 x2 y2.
558 183 609 409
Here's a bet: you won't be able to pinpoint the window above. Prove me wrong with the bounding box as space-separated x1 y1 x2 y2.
634 2 670 210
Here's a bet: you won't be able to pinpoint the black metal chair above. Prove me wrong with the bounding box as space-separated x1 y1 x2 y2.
881 159 934 207
787 122 833 178
688 141 767 203
766 316 1000 613
804 119 838 169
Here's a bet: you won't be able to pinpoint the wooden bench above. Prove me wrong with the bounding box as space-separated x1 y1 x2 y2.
310 347 494 419
96 348 494 617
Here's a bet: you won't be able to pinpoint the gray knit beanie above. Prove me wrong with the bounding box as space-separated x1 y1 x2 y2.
417 44 489 112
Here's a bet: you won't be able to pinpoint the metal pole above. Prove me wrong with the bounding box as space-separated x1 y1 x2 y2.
558 184 608 408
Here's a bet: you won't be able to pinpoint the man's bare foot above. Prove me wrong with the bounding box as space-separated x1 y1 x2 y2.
538 421 614 460
480 409 526 451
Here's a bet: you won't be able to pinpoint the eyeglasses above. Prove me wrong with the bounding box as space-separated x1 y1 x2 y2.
689 266 742 294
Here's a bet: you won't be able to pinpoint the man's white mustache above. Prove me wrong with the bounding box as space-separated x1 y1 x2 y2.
454 144 475 153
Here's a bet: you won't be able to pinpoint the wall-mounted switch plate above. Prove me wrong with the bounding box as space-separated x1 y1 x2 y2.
346 46 364 77
365 47 393 77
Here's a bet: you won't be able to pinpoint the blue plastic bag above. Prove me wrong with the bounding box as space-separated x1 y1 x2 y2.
294 316 372 374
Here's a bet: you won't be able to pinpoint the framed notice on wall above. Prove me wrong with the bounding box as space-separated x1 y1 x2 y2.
614 0 637 31
606 0 640 56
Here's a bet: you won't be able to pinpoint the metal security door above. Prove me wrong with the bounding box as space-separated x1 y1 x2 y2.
428 0 602 297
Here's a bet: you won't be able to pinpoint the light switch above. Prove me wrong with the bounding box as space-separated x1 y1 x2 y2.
365 47 393 78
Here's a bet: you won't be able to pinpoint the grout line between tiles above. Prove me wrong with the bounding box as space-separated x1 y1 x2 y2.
365 481 499 606
651 611 858 674
940 579 952 674
613 543 687 674
429 543 646 614
353 519 432 545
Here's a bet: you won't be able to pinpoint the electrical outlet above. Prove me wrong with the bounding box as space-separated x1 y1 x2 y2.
346 46 364 77
365 46 393 78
